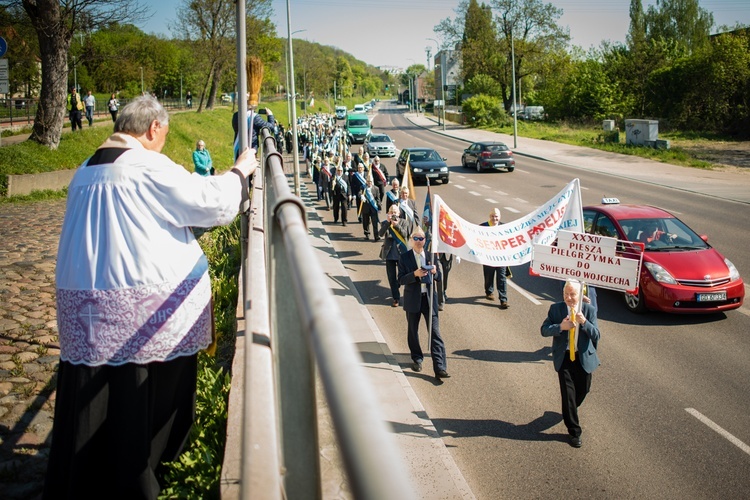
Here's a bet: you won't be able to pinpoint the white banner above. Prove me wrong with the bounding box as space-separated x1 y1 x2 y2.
432 179 584 266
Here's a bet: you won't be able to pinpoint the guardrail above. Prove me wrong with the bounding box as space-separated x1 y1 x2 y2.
224 128 414 499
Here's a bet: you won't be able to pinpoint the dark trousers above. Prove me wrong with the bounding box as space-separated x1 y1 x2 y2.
406 293 446 374
362 208 379 239
69 110 82 131
332 197 348 223
110 110 118 122
557 355 592 438
385 259 400 301
483 265 507 301
86 106 94 125
436 254 452 305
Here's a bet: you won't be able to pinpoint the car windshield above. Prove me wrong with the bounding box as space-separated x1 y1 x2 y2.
486 144 508 152
370 135 391 143
410 150 441 162
620 217 709 250
348 119 368 127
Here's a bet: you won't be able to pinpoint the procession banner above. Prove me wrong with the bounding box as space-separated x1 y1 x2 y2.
431 179 583 266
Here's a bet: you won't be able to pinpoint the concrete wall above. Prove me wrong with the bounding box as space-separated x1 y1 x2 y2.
5 170 75 197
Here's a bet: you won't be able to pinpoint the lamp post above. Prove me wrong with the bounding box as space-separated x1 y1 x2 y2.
511 29 518 149
286 3 306 196
140 66 143 95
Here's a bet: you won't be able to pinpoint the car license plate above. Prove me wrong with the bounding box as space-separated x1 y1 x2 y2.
426 173 438 178
696 291 726 302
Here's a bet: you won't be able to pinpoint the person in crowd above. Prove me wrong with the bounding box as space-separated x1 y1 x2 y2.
45 95 257 498
186 90 192 108
107 93 119 122
385 177 400 213
481 208 511 309
319 152 334 210
66 87 83 131
285 126 293 154
541 280 601 448
84 90 96 126
370 155 389 205
351 163 367 221
192 139 214 176
331 165 349 226
380 204 411 307
232 107 275 153
398 227 449 380
398 186 418 233
361 175 381 241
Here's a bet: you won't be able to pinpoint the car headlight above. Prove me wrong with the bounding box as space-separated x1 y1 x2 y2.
413 168 423 172
643 262 678 284
725 258 741 281
440 167 448 172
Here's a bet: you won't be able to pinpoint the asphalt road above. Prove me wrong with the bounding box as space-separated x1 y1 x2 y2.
318 102 750 498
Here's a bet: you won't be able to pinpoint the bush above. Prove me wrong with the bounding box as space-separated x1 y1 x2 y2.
462 94 507 127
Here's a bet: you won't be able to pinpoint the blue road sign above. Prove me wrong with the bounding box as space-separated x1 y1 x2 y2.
0 37 7 58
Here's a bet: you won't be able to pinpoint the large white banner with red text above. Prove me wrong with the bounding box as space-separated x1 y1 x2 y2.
432 179 584 266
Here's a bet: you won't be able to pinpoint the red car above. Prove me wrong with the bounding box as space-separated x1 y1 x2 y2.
583 201 744 313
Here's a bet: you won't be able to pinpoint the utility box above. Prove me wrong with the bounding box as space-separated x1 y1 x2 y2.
625 119 658 146
602 120 615 131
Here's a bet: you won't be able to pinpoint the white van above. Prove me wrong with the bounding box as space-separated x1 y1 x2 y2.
335 106 347 119
353 104 365 113
522 106 545 121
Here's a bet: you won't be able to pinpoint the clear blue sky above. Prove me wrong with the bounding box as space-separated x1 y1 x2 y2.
139 0 749 71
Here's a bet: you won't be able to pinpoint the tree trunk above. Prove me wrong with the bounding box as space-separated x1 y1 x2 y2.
206 65 224 110
23 0 71 150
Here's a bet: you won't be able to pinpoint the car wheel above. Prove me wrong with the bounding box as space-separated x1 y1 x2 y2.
442 176 450 184
623 288 648 313
507 167 514 172
461 156 467 168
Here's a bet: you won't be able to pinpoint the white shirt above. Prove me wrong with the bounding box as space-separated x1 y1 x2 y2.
56 133 244 366
84 94 96 107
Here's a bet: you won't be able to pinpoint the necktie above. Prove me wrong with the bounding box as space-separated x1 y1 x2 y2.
569 307 576 361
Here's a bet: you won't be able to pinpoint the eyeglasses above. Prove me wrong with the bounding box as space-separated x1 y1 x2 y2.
412 236 425 241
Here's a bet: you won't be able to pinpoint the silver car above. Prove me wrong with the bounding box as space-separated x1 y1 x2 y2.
365 134 397 158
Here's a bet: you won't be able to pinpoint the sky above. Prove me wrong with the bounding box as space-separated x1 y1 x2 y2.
140 0 749 71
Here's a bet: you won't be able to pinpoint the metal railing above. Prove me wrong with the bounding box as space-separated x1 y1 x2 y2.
231 128 415 499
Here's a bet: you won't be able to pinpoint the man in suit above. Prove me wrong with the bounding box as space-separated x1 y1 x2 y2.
385 178 400 213
481 208 511 309
398 227 450 381
331 166 349 226
361 176 381 241
397 186 418 234
379 205 411 307
541 280 601 448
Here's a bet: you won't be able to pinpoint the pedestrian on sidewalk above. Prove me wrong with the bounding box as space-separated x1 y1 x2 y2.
107 93 119 122
84 90 96 126
66 87 83 131
398 227 450 381
45 95 257 499
192 139 214 176
541 280 601 448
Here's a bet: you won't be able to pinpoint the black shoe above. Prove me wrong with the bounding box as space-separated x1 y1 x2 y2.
500 301 509 309
436 370 451 379
569 435 582 448
342 221 347 226
411 360 422 372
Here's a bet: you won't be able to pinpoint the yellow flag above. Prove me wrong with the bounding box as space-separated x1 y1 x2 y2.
401 155 416 201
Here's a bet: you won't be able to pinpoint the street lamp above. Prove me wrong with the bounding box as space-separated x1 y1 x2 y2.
140 66 143 95
285 1 305 196
511 29 518 149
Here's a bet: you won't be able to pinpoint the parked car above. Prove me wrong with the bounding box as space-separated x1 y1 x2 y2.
220 93 232 103
583 199 744 313
396 147 450 184
461 141 515 172
365 134 397 158
521 105 545 120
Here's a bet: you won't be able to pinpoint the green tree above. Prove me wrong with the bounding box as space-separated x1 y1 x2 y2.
462 93 506 126
465 73 502 98
9 0 148 149
644 0 714 55
461 0 500 84
0 5 40 97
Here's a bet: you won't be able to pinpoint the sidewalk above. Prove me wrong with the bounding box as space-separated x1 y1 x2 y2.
406 113 750 205
299 178 475 499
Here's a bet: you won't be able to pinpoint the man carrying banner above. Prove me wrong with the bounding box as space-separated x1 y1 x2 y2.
541 280 600 448
379 204 411 307
371 156 389 204
398 227 449 381
481 208 511 309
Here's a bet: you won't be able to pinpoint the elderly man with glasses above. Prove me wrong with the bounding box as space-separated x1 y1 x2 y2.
398 227 450 381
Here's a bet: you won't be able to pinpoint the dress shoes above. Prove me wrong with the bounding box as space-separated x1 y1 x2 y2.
569 435 582 448
435 370 451 379
412 360 423 372
342 221 347 226
499 301 509 309
391 300 399 307
485 294 495 300
438 304 444 311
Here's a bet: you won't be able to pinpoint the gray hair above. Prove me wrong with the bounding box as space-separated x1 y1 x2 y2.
114 96 169 135
196 140 205 149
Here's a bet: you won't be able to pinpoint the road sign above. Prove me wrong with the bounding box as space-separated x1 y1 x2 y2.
0 58 8 94
0 37 8 58
530 230 642 293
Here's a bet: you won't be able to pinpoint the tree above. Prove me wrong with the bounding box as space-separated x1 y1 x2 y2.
644 0 714 56
9 0 148 149
0 6 41 97
465 73 502 98
461 0 499 84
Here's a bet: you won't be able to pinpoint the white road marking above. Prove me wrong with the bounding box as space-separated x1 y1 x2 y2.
480 185 491 189
514 198 529 204
468 191 481 197
467 179 477 183
509 280 543 305
504 206 521 214
685 408 750 456
486 199 499 204
496 190 508 196
455 185 466 190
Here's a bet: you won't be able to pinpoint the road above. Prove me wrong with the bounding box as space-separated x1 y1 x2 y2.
315 102 750 498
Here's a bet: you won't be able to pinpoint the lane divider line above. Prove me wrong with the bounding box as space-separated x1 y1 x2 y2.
685 408 750 456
